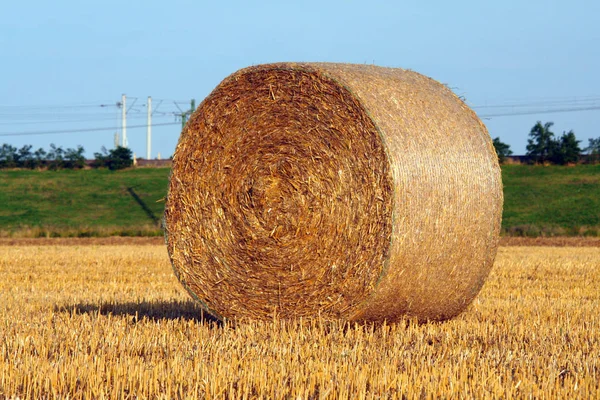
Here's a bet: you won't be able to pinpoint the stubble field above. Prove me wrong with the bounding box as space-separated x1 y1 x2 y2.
1 242 598 398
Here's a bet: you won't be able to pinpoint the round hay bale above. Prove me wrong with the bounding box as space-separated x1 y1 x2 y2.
164 62 503 323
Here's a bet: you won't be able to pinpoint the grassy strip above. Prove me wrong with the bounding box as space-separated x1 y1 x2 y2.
501 164 600 236
0 168 168 237
1 165 599 237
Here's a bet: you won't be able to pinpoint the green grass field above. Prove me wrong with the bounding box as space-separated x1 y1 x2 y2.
1 165 599 237
502 164 600 236
0 168 168 237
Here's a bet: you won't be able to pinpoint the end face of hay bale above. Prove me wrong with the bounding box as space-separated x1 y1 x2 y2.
165 63 503 323
165 65 394 320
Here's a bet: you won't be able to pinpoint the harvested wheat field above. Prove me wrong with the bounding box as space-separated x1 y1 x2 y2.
0 243 598 398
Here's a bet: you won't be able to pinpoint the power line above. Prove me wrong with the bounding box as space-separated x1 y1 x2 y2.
0 122 180 137
472 97 600 109
1 94 597 135
472 94 600 105
0 102 118 110
0 114 178 126
0 112 159 119
477 105 600 118
0 108 182 124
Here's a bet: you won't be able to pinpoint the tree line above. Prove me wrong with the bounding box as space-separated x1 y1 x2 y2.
0 144 133 170
493 121 600 164
3 123 599 170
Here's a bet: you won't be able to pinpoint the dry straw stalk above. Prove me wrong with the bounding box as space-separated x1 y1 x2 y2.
164 62 503 322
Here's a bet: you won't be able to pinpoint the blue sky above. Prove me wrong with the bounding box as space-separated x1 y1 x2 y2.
1 0 598 158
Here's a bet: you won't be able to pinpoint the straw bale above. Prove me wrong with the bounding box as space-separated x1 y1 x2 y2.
164 63 503 323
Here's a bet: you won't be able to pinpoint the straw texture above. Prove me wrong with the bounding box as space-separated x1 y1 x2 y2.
164 63 503 322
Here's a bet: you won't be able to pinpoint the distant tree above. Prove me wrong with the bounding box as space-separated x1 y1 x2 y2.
92 147 109 169
551 130 581 165
492 137 513 164
92 147 106 166
526 121 558 164
17 145 34 168
0 144 18 168
33 147 47 169
46 143 65 170
0 143 44 169
0 143 85 169
93 146 133 170
110 146 133 170
63 145 86 169
585 137 600 164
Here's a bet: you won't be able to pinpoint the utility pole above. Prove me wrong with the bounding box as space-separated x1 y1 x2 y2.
177 98 196 130
189 98 196 125
147 96 152 159
121 94 127 147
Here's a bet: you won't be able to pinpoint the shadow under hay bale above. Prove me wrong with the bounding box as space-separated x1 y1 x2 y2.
164 63 503 323
55 300 221 324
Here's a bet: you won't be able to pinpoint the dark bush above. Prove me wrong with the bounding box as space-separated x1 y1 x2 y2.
92 146 133 170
